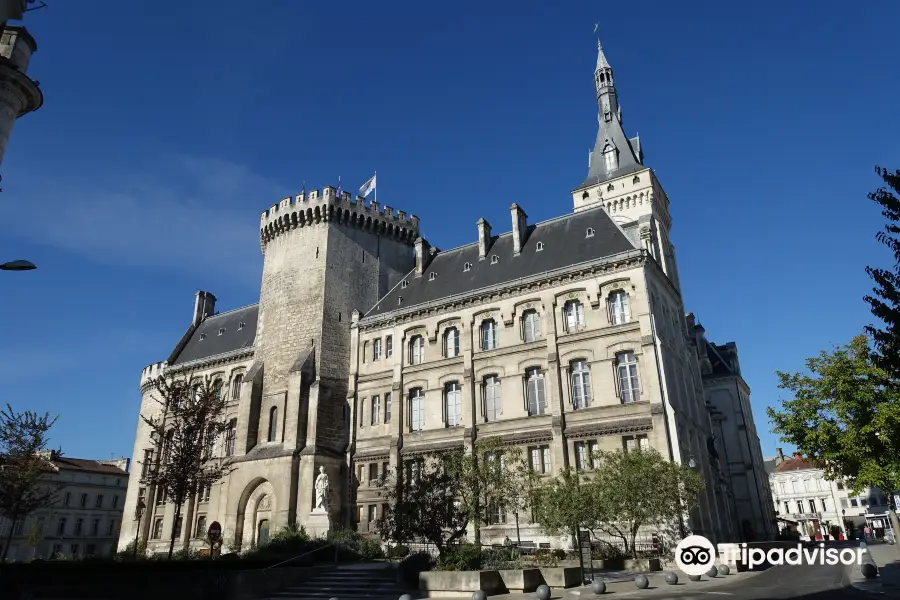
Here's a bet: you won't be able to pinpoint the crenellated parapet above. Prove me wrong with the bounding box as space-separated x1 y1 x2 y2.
140 361 167 392
259 185 420 251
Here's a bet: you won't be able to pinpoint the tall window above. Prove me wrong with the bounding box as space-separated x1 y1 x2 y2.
564 300 585 332
602 144 617 172
225 419 236 456
444 327 460 358
195 516 207 538
75 518 83 535
232 373 243 400
522 310 541 342
570 360 592 409
481 319 498 350
445 383 462 427
91 518 100 536
212 379 223 401
371 395 381 426
483 376 501 422
359 399 365 427
204 424 217 458
609 291 630 325
56 518 66 536
386 335 393 357
617 352 640 403
385 392 392 424
410 336 425 365
410 389 425 431
624 434 649 453
373 338 382 361
141 449 153 479
152 519 163 539
525 368 546 416
530 446 551 474
575 441 597 470
267 406 278 442
95 494 104 508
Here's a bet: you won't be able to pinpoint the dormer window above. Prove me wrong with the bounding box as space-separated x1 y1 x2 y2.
218 328 226 336
398 296 403 306
238 322 245 330
607 183 614 192
464 262 472 272
602 144 618 172
586 228 595 238
491 255 499 265
428 272 437 281
633 175 640 184
401 280 409 289
199 333 206 340
536 242 544 251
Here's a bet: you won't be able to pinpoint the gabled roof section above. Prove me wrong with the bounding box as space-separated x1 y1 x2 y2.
365 205 637 318
169 304 258 366
54 457 130 476
774 454 820 473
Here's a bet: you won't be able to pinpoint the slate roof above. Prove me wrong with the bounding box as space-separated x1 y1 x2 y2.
54 457 130 476
365 204 638 318
170 304 258 366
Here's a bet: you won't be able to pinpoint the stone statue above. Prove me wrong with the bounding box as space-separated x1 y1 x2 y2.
314 466 330 511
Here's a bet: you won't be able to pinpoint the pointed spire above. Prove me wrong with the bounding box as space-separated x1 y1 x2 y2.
596 40 611 71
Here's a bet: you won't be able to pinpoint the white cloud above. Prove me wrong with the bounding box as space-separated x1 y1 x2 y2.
0 154 291 277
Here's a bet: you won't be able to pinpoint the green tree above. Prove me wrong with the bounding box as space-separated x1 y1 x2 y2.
767 335 900 496
140 374 234 559
864 166 900 381
533 448 704 558
0 405 61 562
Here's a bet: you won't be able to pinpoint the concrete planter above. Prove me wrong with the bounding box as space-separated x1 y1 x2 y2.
498 568 543 593
537 567 581 588
419 570 505 597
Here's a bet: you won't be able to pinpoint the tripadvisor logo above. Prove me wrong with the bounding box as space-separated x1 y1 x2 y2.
675 535 866 574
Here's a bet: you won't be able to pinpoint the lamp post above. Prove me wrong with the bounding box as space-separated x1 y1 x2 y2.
0 259 35 271
133 498 146 558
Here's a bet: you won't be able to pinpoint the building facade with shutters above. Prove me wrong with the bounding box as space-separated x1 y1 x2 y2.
119 39 773 556
0 454 129 561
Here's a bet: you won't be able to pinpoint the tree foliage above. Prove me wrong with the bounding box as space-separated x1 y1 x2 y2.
533 448 704 558
864 166 900 381
0 404 61 561
140 374 234 559
767 335 900 495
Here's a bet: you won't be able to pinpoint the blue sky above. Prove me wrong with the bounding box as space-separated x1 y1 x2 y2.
2 0 897 462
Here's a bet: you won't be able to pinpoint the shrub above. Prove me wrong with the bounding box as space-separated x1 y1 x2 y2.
399 552 434 584
482 546 522 570
532 549 558 567
359 536 385 560
552 548 567 560
270 522 310 545
436 543 483 571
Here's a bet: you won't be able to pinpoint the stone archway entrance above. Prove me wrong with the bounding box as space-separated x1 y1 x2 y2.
234 478 276 550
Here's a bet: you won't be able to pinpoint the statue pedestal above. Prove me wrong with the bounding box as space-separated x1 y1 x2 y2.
306 510 332 539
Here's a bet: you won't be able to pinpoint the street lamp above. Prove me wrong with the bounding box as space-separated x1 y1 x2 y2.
0 259 35 271
133 498 146 558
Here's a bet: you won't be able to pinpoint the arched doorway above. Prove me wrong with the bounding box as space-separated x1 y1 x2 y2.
234 478 276 550
257 519 270 546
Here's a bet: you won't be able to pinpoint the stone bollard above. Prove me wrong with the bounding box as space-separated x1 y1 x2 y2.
718 564 730 576
591 579 606 595
664 572 678 585
861 563 878 579
472 591 487 600
634 574 649 589
707 565 718 578
536 584 551 600
688 574 702 582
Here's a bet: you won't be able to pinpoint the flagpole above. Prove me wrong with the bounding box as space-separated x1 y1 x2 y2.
374 170 377 203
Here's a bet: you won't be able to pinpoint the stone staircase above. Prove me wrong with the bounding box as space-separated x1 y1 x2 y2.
266 563 414 600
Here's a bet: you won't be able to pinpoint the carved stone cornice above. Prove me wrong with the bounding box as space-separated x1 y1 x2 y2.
141 348 255 393
358 250 645 332
565 417 653 440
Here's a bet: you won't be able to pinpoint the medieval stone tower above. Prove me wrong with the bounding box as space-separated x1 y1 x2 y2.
252 186 418 526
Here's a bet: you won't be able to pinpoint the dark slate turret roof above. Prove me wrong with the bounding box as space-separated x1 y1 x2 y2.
169 304 258 365
365 205 638 318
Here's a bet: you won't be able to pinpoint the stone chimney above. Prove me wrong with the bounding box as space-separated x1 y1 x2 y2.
193 291 217 326
510 203 528 255
414 237 433 277
477 218 492 260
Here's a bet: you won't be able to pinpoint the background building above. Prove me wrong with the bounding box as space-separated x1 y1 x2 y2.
0 22 41 166
120 39 773 554
0 453 130 560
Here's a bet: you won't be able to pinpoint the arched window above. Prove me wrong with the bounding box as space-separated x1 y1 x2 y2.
225 419 237 456
483 376 501 422
570 360 592 409
204 423 217 458
267 406 278 442
616 352 640 403
563 300 584 332
522 310 541 343
445 382 462 427
212 379 223 402
444 327 460 358
409 336 425 365
609 290 630 325
603 144 618 172
409 388 425 431
525 368 546 416
232 373 244 400
481 319 498 350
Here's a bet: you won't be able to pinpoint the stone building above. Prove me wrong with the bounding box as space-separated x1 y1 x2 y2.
120 40 771 554
0 22 41 166
0 454 129 560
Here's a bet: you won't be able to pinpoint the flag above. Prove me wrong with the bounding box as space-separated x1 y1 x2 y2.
359 174 376 198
